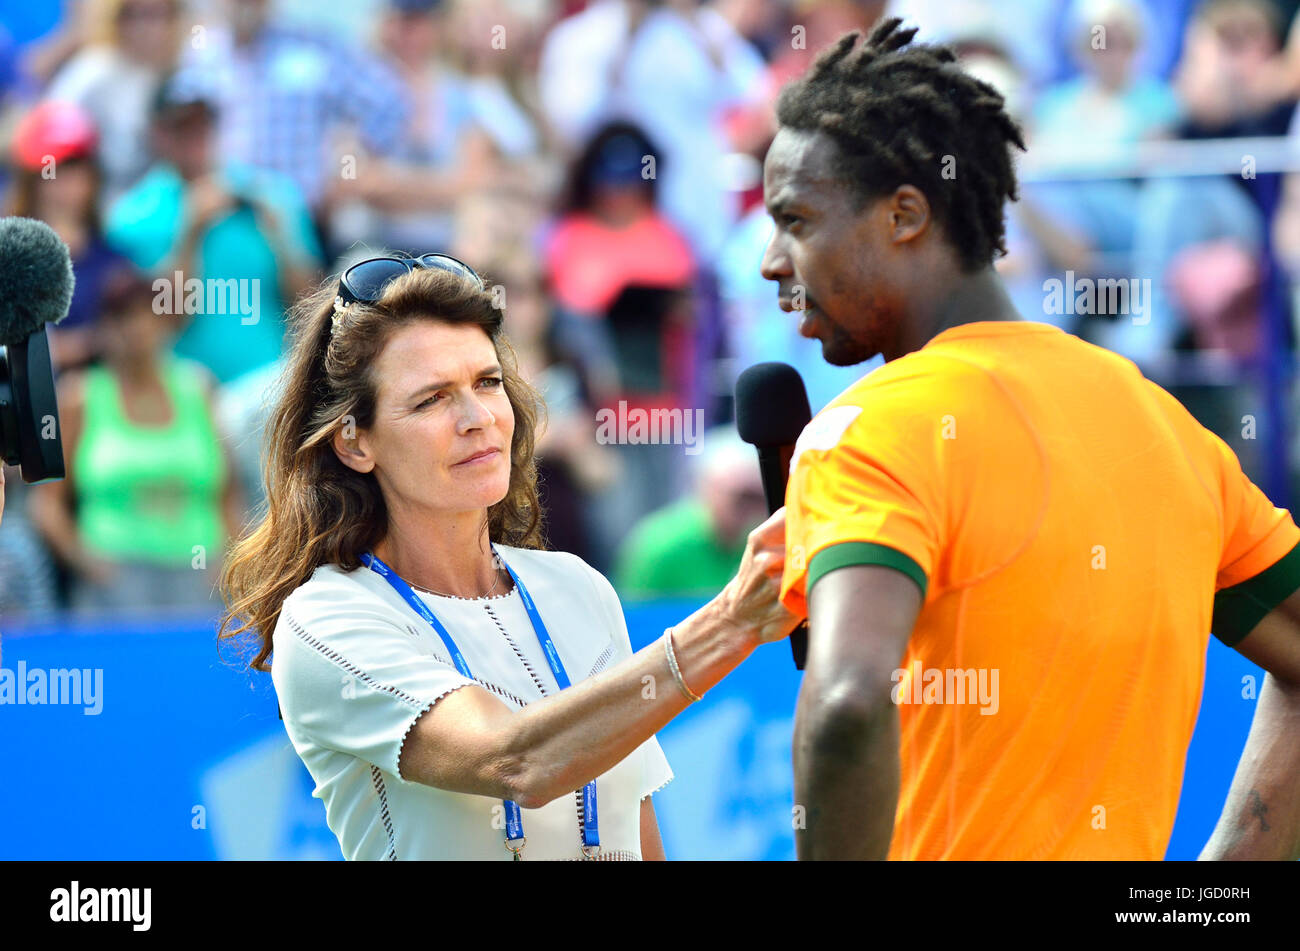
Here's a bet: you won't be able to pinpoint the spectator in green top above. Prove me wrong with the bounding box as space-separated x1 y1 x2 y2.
29 265 245 614
614 427 768 600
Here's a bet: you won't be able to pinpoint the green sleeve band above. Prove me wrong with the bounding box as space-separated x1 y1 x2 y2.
807 541 928 599
1212 541 1300 647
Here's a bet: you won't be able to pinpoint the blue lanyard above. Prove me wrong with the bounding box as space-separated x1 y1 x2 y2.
360 548 599 856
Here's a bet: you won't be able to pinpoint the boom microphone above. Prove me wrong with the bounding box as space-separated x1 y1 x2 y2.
735 362 812 669
0 216 72 483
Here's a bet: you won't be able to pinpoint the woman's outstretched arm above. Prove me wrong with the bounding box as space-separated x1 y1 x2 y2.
397 509 798 807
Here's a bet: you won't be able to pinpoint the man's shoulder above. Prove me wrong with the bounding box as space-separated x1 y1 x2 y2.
839 321 1131 404
799 323 1086 458
822 344 993 414
109 164 182 212
618 500 710 566
631 499 708 541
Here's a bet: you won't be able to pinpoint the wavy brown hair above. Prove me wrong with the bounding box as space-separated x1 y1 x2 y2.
217 265 545 672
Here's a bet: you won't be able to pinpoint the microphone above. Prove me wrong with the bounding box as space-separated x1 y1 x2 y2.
735 362 812 669
0 216 73 483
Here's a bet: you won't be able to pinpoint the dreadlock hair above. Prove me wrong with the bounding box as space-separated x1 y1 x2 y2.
774 17 1027 271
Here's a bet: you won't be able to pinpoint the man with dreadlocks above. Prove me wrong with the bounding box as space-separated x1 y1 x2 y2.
767 19 1300 860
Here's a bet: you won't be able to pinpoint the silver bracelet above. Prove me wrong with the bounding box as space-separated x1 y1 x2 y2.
662 628 702 702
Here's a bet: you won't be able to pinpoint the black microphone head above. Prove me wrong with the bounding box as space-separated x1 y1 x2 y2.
0 216 75 347
735 361 813 447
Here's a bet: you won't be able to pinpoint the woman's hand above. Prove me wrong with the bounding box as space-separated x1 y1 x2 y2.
713 507 800 645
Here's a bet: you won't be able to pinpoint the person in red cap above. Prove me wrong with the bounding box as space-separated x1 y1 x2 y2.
5 100 132 374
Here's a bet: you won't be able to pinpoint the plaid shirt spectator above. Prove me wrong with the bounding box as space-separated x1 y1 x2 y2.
176 24 409 208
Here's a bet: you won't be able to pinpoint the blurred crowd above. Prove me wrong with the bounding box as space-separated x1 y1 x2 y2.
1 0 1299 621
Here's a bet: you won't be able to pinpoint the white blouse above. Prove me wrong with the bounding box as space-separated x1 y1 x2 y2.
271 545 674 860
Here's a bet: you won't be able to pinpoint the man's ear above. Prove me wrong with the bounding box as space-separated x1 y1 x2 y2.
332 421 375 475
887 185 931 245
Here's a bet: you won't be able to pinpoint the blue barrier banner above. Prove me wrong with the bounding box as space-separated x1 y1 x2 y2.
0 603 1262 859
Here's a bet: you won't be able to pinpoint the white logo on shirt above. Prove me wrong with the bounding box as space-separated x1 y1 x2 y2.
790 405 864 474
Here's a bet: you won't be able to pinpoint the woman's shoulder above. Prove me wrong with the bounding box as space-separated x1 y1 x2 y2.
271 562 439 683
499 548 631 660
498 545 596 579
498 546 618 602
275 563 402 646
282 562 379 614
162 355 219 403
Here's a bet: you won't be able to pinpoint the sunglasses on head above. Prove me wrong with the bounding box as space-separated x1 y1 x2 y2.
336 252 485 307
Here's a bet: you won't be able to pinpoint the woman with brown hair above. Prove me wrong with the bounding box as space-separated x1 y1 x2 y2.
218 254 795 861
30 263 242 612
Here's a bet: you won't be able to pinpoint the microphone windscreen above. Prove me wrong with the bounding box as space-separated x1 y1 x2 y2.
735 361 812 447
0 216 75 347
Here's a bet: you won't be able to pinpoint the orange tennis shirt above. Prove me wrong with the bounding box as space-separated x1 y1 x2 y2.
780 321 1300 860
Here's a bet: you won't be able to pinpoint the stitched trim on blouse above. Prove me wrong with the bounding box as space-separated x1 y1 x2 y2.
642 772 674 800
480 601 593 850
574 788 586 850
396 684 476 783
287 615 422 708
566 849 639 861
415 579 517 603
403 628 533 710
411 629 529 709
484 602 551 698
587 643 615 678
475 678 529 708
369 765 398 861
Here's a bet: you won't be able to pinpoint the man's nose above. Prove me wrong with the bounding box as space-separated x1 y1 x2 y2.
760 232 791 282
